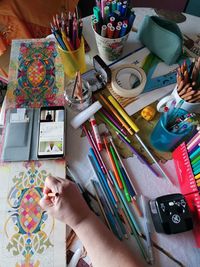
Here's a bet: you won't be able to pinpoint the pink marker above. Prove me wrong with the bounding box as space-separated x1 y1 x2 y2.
90 115 103 151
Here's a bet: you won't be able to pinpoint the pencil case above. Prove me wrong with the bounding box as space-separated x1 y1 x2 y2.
137 15 183 65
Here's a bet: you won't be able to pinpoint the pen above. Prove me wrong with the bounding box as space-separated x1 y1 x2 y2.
140 195 154 265
90 115 103 151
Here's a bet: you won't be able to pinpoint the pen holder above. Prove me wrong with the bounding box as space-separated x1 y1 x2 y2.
57 37 86 79
150 110 194 152
93 26 130 62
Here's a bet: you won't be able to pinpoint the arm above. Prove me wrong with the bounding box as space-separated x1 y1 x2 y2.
39 176 142 267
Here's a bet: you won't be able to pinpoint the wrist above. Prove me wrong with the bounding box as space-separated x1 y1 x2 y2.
72 210 94 232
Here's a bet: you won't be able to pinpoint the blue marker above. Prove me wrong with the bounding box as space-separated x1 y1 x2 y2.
120 23 127 37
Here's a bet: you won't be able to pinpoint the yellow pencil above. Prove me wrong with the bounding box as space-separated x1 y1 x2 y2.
99 94 134 135
108 95 139 133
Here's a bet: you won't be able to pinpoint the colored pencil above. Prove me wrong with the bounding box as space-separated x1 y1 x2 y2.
109 145 131 202
107 95 171 182
116 132 159 177
99 94 134 135
103 136 123 189
98 111 130 142
101 107 128 136
109 170 142 236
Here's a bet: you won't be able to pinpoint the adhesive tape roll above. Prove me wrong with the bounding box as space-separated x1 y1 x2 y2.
111 64 146 98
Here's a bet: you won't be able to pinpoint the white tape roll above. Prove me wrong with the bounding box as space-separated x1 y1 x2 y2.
111 64 146 98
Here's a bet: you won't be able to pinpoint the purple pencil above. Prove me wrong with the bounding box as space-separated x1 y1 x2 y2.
116 132 160 177
101 107 128 136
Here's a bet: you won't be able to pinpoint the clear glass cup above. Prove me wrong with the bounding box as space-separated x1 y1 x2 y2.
64 79 92 111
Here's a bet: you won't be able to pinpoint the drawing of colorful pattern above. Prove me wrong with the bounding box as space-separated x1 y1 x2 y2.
5 161 54 266
3 39 65 110
13 41 60 107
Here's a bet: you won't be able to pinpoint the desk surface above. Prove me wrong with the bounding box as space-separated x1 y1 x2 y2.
67 8 200 267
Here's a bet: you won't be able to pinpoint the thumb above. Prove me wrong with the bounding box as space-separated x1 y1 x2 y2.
39 195 54 211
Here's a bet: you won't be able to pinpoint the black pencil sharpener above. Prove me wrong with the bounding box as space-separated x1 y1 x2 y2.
149 193 193 234
82 55 111 92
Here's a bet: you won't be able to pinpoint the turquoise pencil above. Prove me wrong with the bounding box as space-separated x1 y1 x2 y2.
109 170 142 237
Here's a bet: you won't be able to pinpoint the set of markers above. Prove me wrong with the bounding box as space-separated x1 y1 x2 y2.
187 131 200 180
173 132 200 247
163 100 197 134
50 10 83 51
92 0 135 38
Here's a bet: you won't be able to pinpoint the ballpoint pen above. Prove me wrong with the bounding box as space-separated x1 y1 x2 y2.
141 195 154 265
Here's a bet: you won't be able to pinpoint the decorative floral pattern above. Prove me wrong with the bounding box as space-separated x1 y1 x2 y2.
4 39 65 110
5 162 53 266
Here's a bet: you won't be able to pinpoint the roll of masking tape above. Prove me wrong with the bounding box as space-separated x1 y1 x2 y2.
111 64 146 98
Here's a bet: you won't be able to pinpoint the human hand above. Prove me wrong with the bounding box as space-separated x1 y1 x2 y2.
39 176 92 229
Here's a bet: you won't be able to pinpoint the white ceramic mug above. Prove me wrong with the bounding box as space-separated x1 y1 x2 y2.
157 85 200 113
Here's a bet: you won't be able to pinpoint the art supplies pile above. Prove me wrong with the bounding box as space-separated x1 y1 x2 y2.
70 94 178 261
92 1 136 61
173 131 200 247
50 11 86 77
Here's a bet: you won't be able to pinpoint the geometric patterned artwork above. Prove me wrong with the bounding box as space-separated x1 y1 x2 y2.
5 38 65 110
0 160 66 267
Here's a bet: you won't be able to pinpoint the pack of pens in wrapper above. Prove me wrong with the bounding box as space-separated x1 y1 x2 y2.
92 0 135 38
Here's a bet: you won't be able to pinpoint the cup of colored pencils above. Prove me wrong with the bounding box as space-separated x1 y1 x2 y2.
92 0 136 62
51 11 86 78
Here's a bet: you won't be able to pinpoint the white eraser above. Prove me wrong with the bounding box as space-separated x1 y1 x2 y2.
70 101 102 129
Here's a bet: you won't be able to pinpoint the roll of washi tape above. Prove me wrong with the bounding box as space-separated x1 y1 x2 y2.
111 64 146 98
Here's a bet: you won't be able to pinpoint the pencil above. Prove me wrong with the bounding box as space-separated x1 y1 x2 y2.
91 179 112 230
109 145 131 202
103 136 123 189
46 192 59 197
109 170 142 237
99 94 134 135
98 111 130 143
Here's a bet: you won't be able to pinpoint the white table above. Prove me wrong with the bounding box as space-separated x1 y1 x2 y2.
67 8 200 267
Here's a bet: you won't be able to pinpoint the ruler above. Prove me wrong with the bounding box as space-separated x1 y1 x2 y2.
142 53 191 93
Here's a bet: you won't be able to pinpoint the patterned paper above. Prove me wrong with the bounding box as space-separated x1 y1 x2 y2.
5 38 65 109
0 160 66 267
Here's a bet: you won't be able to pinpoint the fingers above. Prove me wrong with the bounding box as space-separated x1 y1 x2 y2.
39 195 54 210
44 175 62 194
40 176 66 211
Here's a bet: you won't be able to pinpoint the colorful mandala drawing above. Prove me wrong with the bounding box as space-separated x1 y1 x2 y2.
13 41 60 108
4 161 54 266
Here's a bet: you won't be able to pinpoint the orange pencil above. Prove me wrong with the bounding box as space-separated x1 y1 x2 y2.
103 136 123 189
99 94 133 135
